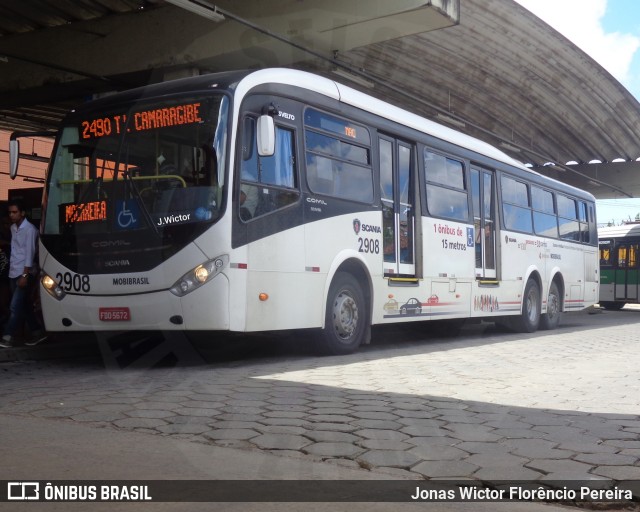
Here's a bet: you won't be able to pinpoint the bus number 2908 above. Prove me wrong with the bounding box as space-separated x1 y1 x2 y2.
56 272 91 293
358 237 380 254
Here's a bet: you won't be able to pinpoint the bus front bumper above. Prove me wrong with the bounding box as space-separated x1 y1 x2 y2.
39 274 230 332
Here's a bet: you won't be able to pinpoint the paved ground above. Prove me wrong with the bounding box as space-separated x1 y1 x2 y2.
0 306 639 509
2 414 580 512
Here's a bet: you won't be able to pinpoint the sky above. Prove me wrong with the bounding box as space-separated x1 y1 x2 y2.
514 0 640 225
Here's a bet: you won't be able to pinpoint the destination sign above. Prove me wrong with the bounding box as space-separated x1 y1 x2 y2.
62 200 108 224
80 102 203 140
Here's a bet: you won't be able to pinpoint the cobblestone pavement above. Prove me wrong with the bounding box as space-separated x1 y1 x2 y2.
1 307 640 484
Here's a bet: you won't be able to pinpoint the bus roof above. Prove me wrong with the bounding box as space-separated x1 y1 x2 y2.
598 223 640 238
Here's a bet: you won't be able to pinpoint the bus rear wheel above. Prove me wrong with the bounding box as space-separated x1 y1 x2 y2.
315 272 367 355
511 278 541 333
540 281 562 330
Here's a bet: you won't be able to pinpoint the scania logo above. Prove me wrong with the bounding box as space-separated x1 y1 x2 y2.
91 239 131 248
353 219 381 234
361 224 381 233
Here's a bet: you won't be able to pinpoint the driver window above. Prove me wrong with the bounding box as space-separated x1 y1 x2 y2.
240 117 298 221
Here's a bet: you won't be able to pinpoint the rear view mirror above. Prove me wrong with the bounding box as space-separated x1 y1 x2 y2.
256 115 275 157
8 131 55 179
9 137 20 179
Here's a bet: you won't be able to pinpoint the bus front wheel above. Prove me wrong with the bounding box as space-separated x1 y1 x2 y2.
315 272 367 355
512 278 541 333
540 281 562 330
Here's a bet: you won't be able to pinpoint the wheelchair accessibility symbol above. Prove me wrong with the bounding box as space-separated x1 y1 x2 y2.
467 226 475 247
115 200 141 230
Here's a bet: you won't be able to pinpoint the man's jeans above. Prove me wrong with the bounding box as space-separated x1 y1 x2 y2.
3 276 41 338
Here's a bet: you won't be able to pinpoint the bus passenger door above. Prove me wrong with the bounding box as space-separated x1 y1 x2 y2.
615 243 639 300
598 239 614 301
379 136 415 277
629 243 639 300
471 167 496 279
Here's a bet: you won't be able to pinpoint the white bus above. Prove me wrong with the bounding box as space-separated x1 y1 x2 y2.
17 68 599 354
598 223 640 309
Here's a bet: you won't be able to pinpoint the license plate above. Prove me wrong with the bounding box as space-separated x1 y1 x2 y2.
99 307 130 321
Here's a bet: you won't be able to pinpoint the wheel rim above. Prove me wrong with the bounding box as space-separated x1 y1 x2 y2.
525 288 539 323
332 291 359 341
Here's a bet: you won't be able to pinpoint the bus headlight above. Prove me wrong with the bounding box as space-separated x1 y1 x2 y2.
170 255 228 297
41 273 66 301
194 265 209 283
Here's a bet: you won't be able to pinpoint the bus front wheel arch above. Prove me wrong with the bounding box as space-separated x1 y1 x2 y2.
315 271 368 355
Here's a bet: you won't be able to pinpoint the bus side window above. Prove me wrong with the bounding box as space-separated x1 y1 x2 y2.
240 118 259 220
557 195 580 241
578 201 590 243
588 204 597 244
618 246 628 267
424 150 468 221
501 175 532 233
304 108 373 204
242 117 255 162
629 244 638 268
260 127 295 188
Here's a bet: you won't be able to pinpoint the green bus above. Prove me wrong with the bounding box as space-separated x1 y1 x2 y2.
598 223 640 309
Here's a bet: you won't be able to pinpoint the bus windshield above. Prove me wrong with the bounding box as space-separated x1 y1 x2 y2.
43 94 229 239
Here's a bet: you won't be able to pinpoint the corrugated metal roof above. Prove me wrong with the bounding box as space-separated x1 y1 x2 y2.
332 0 640 197
0 0 147 37
0 0 151 132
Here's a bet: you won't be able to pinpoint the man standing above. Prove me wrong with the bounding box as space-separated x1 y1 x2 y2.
0 199 46 348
